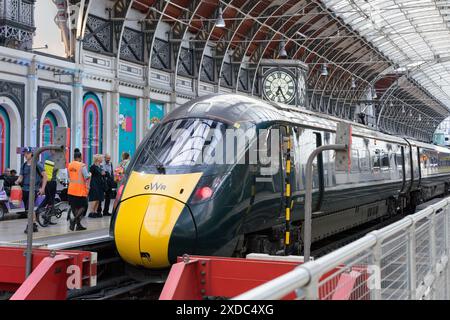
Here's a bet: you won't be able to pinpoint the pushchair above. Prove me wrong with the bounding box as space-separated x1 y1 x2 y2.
0 179 45 221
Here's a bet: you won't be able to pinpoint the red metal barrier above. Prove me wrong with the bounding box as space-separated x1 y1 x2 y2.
160 256 300 300
0 246 97 300
160 256 370 300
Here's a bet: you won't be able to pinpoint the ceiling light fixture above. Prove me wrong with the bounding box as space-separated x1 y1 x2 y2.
279 39 287 58
372 86 377 99
215 7 225 28
321 63 328 76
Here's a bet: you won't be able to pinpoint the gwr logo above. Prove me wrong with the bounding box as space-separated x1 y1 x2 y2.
144 183 167 191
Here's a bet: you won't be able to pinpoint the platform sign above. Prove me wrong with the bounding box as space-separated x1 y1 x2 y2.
335 122 352 172
54 127 69 169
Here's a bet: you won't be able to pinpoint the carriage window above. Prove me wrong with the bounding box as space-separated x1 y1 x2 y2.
395 152 403 168
381 151 390 168
372 149 381 168
351 149 359 172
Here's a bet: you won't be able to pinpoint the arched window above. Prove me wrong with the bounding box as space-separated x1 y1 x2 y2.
83 93 103 166
0 105 10 173
41 111 57 162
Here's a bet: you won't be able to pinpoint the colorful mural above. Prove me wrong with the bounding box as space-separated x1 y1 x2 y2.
83 93 103 166
149 101 165 128
41 111 57 162
119 96 136 159
0 106 10 174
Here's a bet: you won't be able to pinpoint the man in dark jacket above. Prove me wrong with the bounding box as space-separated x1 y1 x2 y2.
97 154 115 216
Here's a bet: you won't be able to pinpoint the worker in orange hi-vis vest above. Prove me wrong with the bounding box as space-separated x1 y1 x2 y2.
67 150 91 231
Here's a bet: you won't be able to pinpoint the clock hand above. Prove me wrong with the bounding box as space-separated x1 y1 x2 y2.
276 86 283 96
276 86 287 100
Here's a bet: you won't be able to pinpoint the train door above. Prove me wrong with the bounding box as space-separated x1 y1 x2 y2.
242 124 285 232
403 143 412 193
410 144 421 190
398 145 408 194
289 127 323 218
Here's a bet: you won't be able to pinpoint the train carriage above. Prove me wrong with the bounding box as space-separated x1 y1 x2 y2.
110 94 450 269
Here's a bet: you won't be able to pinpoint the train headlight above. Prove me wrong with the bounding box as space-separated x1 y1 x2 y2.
190 174 228 204
194 186 213 202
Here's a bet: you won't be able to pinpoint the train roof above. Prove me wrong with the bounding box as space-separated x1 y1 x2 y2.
163 94 447 151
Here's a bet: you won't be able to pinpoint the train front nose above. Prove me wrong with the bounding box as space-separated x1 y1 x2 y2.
113 172 202 269
114 195 196 268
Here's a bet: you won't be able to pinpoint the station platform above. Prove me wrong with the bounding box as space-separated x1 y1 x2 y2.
0 212 112 250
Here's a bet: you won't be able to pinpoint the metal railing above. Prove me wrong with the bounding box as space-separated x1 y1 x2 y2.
234 197 450 300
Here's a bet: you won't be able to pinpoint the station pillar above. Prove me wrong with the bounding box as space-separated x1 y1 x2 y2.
111 82 120 167
72 70 84 156
25 56 38 148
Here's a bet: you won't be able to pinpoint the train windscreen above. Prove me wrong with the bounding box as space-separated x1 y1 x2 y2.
135 118 232 173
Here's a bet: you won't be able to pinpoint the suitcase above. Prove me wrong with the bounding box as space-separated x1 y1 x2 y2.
10 185 23 206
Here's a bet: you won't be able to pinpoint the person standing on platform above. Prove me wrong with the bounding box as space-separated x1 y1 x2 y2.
121 152 130 172
114 152 130 183
88 154 106 218
97 154 114 217
15 147 48 233
67 150 90 231
37 152 59 213
1 168 15 194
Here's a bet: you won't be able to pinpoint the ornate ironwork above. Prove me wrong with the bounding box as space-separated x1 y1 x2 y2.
221 62 233 87
200 55 214 83
238 67 249 92
0 0 35 49
151 38 170 70
178 47 194 77
120 27 144 63
83 14 113 54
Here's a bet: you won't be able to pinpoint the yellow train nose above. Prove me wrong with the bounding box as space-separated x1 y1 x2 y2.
114 194 191 268
113 171 203 269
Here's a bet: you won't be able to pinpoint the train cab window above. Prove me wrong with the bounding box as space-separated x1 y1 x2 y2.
135 118 230 170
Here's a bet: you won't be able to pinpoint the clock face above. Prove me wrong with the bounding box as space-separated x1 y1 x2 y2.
263 70 296 104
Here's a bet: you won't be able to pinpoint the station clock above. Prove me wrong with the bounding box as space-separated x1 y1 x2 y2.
259 59 308 107
262 69 297 104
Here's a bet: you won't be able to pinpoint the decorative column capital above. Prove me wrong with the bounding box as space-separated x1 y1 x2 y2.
73 69 84 85
28 55 38 77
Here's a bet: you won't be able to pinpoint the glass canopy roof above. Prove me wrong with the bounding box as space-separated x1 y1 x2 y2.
322 0 450 109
